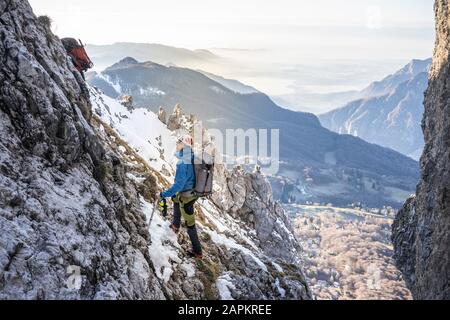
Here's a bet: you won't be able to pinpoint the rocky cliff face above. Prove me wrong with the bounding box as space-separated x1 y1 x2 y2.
0 0 311 300
392 0 450 300
0 0 163 299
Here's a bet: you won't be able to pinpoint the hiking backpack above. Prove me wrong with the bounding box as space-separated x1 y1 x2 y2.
61 38 93 74
193 150 214 197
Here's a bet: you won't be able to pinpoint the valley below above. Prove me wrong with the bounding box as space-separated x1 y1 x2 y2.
287 204 412 300
3 0 450 302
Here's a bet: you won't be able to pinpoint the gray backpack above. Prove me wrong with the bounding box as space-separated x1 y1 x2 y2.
193 151 214 197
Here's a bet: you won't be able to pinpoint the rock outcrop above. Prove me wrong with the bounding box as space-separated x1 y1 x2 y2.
167 103 183 131
392 0 450 300
158 106 167 124
119 95 134 113
212 165 302 264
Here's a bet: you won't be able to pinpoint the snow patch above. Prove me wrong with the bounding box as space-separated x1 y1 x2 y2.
217 273 236 300
90 87 176 173
181 263 196 278
139 86 166 96
98 73 122 95
210 86 226 95
271 261 284 273
275 278 286 298
141 199 182 283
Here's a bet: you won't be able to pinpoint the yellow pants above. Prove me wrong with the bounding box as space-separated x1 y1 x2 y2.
173 193 198 227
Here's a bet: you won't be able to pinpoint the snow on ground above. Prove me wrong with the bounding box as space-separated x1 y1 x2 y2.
198 200 260 251
276 218 296 242
141 199 181 282
216 273 236 300
139 86 166 97
90 87 177 175
141 198 196 283
197 200 230 233
89 87 283 291
271 261 284 273
98 73 122 96
275 278 286 298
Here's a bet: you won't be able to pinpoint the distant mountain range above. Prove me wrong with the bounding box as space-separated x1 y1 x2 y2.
86 42 221 71
88 57 419 207
319 59 431 160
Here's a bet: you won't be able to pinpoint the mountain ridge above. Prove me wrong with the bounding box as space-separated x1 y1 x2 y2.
319 59 431 159
89 57 420 208
86 42 221 71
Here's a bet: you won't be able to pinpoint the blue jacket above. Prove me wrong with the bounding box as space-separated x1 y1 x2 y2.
161 147 195 198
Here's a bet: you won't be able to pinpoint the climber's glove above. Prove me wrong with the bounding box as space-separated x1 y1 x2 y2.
157 197 168 217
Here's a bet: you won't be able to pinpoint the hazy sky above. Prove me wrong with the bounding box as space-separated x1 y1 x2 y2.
30 0 434 49
29 0 435 111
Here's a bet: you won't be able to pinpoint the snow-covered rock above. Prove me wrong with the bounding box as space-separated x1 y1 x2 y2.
0 0 164 300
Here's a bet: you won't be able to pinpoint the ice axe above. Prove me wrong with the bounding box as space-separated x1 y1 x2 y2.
148 197 167 227
148 199 158 228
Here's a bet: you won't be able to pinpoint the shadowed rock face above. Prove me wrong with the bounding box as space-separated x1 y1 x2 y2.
392 0 450 300
0 0 163 299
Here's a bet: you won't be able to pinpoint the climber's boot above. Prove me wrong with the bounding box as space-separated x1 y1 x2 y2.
187 250 203 260
169 223 180 234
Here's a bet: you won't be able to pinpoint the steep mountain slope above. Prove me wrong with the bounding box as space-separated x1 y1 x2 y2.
392 0 450 300
1 0 312 300
88 58 420 208
319 59 431 160
89 88 312 299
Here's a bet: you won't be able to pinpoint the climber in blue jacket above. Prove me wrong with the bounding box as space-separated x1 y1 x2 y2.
159 135 202 259
160 136 196 199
